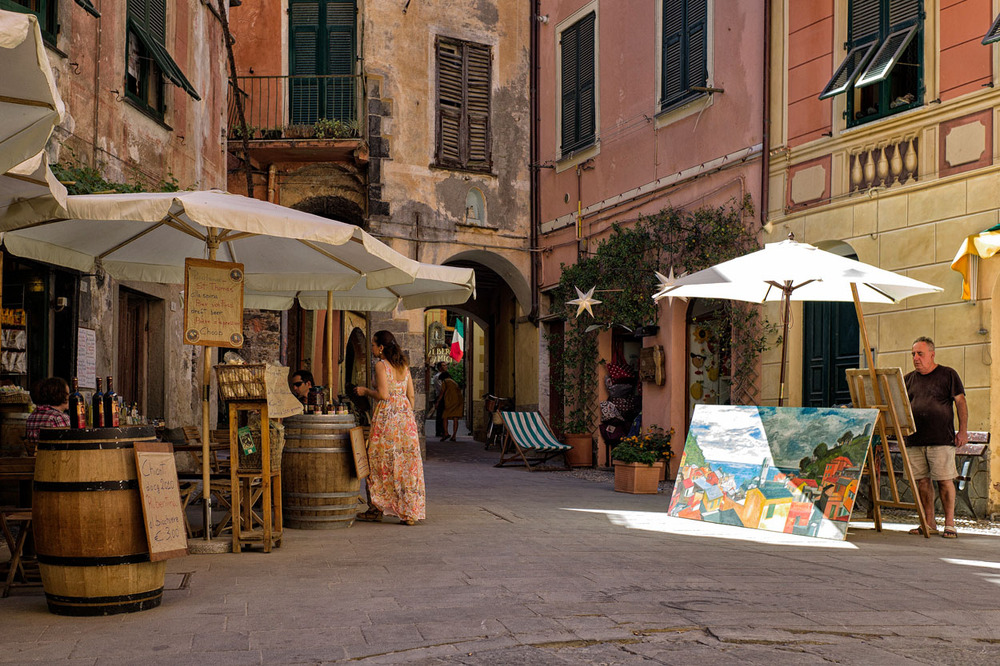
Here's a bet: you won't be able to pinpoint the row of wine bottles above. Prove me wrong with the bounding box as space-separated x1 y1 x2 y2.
67 376 123 429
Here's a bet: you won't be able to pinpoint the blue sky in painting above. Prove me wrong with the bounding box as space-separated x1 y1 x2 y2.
688 405 879 467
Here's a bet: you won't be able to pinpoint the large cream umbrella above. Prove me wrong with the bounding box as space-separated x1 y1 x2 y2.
1 150 67 225
0 10 64 175
0 190 424 541
246 262 476 391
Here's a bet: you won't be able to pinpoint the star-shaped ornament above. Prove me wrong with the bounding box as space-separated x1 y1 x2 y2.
567 286 602 318
653 267 688 306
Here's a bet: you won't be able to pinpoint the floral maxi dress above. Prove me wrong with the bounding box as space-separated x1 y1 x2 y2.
367 361 426 521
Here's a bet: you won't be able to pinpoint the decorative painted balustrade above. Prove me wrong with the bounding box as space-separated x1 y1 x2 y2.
848 135 918 194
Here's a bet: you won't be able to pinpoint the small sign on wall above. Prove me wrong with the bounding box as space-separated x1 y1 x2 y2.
183 258 245 348
639 345 665 386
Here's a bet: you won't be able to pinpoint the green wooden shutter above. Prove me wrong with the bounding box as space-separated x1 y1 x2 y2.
661 1 684 107
148 0 165 43
436 38 464 166
561 12 595 154
662 0 707 110
326 0 355 122
849 0 880 42
290 0 321 123
466 42 492 169
888 0 920 29
686 0 707 93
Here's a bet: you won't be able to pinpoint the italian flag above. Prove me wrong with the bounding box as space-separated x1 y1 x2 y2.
450 319 464 362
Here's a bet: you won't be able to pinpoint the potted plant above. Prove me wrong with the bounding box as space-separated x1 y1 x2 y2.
611 428 674 493
555 320 598 467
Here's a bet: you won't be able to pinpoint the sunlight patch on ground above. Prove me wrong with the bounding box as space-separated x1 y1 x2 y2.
565 509 858 549
942 558 1000 570
849 521 1000 537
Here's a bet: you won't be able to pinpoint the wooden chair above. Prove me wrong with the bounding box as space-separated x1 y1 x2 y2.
180 426 234 537
495 411 572 471
1 508 41 597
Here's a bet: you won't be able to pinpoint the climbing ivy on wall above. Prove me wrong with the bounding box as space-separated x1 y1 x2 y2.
547 196 772 431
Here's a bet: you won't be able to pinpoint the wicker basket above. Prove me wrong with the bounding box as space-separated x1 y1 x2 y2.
237 419 284 473
0 390 30 405
215 364 267 402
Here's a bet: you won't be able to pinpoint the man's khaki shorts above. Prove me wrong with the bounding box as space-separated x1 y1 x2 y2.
907 446 958 481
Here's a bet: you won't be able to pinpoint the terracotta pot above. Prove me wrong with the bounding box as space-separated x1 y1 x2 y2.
563 432 593 467
613 460 664 494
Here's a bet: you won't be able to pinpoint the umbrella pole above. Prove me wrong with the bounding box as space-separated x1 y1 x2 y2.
326 292 334 397
778 292 791 406
202 347 213 539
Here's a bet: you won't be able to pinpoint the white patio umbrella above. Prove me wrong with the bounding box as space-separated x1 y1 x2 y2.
0 10 64 175
0 189 425 542
652 236 942 405
245 262 475 396
1 150 67 225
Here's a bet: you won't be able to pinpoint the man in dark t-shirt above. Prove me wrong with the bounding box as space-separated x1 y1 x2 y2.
904 337 968 539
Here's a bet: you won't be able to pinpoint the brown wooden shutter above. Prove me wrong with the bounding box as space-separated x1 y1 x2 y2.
465 42 492 169
436 37 492 171
436 38 464 166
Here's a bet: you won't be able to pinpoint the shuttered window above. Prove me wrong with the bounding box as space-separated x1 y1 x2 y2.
560 12 596 155
660 0 708 111
289 0 357 125
0 0 58 41
126 0 199 118
435 36 492 172
983 13 1000 45
820 0 922 127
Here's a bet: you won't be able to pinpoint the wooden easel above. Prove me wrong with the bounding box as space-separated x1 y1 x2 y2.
849 285 931 537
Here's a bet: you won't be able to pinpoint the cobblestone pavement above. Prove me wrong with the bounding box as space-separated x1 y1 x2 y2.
3 434 1000 664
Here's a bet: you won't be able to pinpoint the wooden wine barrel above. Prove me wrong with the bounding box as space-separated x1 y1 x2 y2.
282 414 359 529
32 426 166 616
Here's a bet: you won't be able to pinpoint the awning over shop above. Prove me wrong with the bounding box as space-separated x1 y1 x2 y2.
951 222 1000 301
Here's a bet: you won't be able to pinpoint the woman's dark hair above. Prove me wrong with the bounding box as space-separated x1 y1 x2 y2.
374 330 409 369
32 377 69 406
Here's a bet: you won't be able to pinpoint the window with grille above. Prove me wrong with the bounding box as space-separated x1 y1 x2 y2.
435 36 492 173
660 0 708 112
289 0 357 126
126 0 199 119
819 0 922 127
559 12 596 156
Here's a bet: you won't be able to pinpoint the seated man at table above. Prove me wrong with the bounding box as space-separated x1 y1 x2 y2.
290 370 313 404
26 377 70 448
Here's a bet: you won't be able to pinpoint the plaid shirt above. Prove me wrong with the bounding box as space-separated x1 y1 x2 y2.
26 405 70 442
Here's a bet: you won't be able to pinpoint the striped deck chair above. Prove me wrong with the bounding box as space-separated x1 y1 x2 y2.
495 411 572 471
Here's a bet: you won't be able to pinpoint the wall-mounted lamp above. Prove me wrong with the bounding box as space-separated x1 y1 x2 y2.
51 296 69 312
536 14 549 23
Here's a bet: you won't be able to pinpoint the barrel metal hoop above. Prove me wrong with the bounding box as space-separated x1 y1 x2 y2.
37 552 152 566
284 513 353 521
45 588 163 605
284 434 349 441
283 447 348 453
34 480 138 492
285 491 357 499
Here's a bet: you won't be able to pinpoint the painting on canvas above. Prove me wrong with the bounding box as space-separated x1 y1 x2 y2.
668 405 879 540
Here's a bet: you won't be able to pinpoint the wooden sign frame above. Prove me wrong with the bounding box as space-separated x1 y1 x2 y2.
349 426 370 480
183 257 245 348
133 441 188 561
846 367 915 436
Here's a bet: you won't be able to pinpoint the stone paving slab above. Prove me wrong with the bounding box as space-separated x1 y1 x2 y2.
5 438 1000 664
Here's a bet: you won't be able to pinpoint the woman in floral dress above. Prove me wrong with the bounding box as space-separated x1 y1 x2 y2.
354 330 426 525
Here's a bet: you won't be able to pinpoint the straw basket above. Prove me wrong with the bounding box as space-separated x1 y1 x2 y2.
237 419 284 473
214 364 267 402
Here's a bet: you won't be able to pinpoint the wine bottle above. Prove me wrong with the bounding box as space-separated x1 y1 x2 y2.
92 377 105 428
68 377 86 429
104 376 120 427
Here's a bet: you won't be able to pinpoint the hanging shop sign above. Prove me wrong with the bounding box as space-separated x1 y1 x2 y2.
183 258 245 348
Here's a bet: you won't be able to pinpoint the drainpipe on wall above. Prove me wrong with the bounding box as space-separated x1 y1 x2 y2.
91 0 103 166
529 0 541 322
760 0 771 229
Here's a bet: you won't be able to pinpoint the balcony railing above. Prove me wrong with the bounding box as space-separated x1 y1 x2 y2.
227 74 363 141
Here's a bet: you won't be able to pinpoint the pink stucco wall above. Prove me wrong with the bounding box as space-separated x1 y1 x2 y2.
538 1 764 471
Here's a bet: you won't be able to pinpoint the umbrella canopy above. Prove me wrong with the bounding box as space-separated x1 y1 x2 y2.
1 150 67 225
0 10 65 175
653 238 939 305
653 237 942 405
244 262 476 312
0 190 421 291
951 222 1000 300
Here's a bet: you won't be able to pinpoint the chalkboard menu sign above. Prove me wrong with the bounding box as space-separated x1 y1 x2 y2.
183 258 245 348
133 441 188 561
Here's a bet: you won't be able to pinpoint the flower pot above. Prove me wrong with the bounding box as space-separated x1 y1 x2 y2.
564 432 593 467
613 460 664 494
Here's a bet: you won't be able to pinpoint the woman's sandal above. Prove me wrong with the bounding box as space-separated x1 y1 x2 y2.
942 527 958 539
401 519 416 526
356 509 383 523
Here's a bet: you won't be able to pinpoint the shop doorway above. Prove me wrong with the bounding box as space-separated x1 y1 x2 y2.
117 289 165 419
686 299 732 425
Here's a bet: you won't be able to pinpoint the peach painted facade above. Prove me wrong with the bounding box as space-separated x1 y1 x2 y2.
536 1 765 474
766 0 1000 513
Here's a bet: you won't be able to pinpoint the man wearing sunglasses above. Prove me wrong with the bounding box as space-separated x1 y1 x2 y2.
289 370 314 404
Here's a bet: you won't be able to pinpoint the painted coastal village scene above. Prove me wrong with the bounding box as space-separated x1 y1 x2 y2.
668 405 880 540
